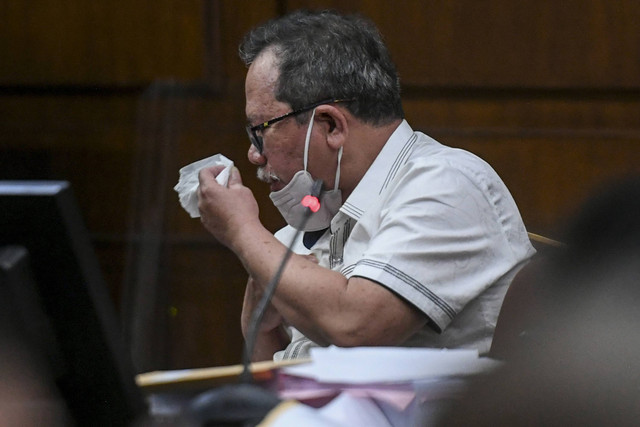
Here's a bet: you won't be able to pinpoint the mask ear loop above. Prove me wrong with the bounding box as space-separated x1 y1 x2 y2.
303 108 316 172
334 146 343 191
303 108 341 191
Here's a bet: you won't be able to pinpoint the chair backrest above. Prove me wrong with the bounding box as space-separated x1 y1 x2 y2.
490 233 563 359
490 257 545 359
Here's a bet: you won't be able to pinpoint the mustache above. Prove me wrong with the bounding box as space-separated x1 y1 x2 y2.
256 167 280 183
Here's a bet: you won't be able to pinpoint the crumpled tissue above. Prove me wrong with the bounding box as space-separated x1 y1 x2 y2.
173 154 234 218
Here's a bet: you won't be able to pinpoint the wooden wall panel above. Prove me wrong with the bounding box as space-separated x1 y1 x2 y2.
217 1 285 84
289 0 640 88
0 0 206 85
166 244 247 368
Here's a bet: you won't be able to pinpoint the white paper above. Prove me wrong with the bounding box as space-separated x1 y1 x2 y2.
282 346 499 384
260 394 392 427
173 153 234 218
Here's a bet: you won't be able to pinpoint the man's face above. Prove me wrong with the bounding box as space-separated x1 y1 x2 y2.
245 50 308 193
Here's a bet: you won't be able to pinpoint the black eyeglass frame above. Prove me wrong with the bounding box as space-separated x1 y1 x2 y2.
246 97 355 154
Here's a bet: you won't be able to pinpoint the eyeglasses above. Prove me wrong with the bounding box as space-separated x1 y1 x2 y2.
246 98 355 154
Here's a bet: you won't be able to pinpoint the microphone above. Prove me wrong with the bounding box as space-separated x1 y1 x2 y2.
241 178 323 378
186 180 324 426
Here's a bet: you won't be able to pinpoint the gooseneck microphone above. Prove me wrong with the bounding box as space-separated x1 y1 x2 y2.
186 179 324 426
240 177 323 380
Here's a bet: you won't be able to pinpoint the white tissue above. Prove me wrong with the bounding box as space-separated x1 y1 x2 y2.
173 154 234 218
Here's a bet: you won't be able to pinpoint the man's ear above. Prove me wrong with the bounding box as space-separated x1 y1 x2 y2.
315 104 348 150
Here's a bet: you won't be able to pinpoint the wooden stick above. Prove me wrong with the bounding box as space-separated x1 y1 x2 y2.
136 358 310 393
528 232 564 248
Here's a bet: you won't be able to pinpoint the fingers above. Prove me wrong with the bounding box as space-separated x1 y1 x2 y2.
198 165 226 184
198 166 242 189
228 166 242 187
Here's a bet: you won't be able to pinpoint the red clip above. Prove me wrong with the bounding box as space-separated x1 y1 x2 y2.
301 195 321 213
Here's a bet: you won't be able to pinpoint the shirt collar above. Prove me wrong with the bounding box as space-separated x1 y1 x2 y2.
337 119 415 222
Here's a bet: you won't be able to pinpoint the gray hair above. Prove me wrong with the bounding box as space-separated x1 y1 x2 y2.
239 9 404 125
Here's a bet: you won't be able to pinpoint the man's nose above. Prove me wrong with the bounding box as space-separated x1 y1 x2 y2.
247 143 266 166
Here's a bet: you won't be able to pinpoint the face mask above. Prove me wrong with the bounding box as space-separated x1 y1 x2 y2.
270 109 343 231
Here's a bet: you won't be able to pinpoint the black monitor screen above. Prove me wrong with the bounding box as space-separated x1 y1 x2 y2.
0 181 146 426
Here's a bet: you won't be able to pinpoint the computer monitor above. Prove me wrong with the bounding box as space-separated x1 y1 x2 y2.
0 181 147 426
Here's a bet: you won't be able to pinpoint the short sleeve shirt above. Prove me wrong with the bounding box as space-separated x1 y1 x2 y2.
273 120 536 360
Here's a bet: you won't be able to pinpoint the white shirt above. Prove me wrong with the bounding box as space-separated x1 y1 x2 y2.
273 120 536 360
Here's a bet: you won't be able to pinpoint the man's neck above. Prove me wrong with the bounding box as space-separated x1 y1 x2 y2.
340 118 403 201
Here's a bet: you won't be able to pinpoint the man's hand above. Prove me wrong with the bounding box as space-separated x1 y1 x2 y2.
197 165 260 249
241 254 319 336
241 277 290 361
241 276 283 335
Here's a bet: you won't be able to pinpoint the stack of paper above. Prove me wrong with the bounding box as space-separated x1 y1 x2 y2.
265 346 500 427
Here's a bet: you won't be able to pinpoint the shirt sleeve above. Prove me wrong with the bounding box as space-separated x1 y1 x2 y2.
347 155 531 332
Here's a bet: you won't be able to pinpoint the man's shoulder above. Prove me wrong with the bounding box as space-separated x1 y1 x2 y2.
406 133 497 180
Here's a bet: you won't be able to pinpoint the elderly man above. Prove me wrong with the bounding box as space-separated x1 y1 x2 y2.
197 9 535 362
